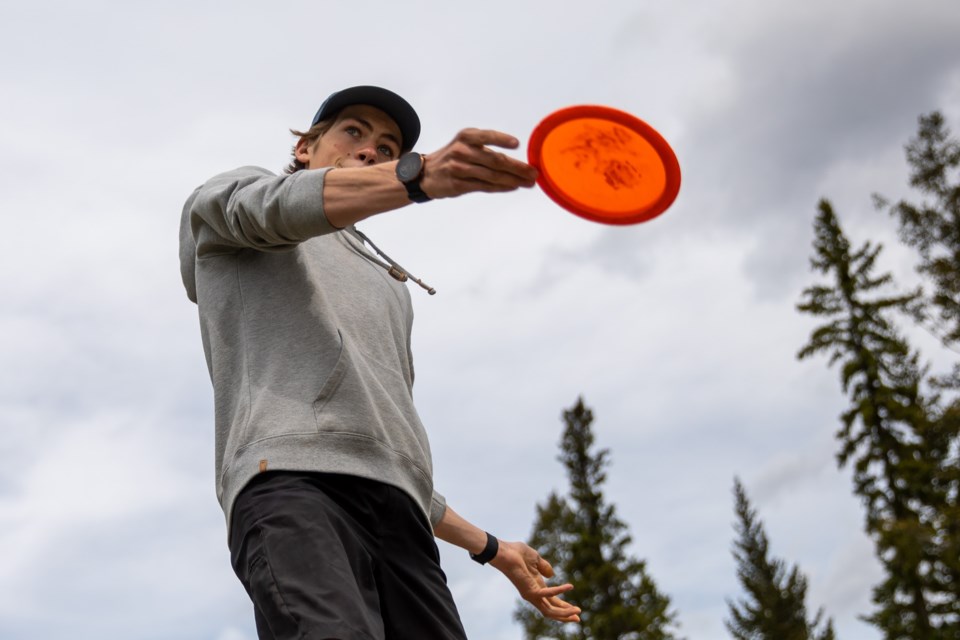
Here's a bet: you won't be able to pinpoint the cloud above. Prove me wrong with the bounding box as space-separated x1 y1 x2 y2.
0 409 244 638
2 2 959 639
578 0 960 300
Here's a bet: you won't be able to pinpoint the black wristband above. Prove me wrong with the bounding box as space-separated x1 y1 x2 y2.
470 532 499 565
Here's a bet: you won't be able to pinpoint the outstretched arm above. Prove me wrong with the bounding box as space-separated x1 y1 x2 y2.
434 505 581 623
321 129 538 228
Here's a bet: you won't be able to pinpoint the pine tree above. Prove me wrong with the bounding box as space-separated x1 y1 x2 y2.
515 398 679 640
879 112 960 345
725 478 836 640
884 111 960 634
797 200 959 638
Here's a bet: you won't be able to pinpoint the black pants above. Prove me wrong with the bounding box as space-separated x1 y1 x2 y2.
229 471 468 640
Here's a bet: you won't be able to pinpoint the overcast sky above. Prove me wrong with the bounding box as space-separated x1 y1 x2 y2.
2 1 959 639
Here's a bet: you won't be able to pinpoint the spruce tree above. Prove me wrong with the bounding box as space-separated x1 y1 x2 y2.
725 478 836 640
884 111 960 634
879 112 960 345
515 398 679 640
797 200 959 638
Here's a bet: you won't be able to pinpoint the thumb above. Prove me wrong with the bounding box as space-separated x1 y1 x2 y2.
537 556 555 578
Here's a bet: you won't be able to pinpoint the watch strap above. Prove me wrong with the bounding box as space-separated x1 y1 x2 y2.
403 178 431 203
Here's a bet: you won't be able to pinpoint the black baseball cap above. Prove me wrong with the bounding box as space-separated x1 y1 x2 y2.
311 86 421 152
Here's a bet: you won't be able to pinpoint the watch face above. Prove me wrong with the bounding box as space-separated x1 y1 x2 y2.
396 153 423 183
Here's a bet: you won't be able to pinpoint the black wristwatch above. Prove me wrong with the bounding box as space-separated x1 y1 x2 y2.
396 152 431 203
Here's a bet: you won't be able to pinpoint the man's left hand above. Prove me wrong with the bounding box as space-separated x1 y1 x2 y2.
489 540 581 623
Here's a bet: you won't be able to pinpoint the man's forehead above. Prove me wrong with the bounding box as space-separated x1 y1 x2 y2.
336 105 402 139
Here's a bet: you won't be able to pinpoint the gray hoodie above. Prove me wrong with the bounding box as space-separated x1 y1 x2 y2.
179 166 445 535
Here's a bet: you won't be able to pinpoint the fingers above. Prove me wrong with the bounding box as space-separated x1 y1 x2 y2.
531 583 573 598
422 128 538 199
450 170 532 195
495 541 581 624
475 147 536 184
527 581 580 622
447 132 537 184
455 128 520 150
543 606 581 622
545 609 582 623
535 593 582 622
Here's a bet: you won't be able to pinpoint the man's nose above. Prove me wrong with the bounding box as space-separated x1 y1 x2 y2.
356 145 379 165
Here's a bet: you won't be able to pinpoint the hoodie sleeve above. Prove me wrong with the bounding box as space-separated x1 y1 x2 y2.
179 166 337 302
189 166 337 254
430 490 447 528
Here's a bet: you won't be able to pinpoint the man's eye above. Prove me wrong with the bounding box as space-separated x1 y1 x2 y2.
379 146 395 158
345 126 360 136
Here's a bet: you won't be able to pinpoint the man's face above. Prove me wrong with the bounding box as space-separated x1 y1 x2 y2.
297 104 403 170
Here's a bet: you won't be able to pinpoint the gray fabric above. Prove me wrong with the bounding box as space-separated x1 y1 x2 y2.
179 166 447 537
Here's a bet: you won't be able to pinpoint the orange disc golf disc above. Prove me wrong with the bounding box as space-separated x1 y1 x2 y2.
528 105 681 225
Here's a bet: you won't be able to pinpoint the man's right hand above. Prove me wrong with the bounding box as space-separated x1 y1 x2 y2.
420 129 538 199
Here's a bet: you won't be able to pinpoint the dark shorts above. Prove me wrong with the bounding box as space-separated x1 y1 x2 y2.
228 471 468 640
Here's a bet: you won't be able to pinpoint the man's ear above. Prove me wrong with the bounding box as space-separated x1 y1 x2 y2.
294 137 314 164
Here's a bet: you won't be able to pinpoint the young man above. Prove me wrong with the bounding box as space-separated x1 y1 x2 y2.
179 86 580 639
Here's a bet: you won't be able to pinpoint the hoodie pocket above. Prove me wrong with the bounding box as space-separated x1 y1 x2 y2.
313 328 348 416
312 330 431 469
